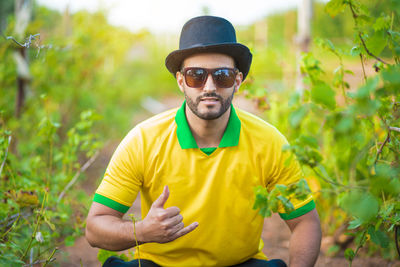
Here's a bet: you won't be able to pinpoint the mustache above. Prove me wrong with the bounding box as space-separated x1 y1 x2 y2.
195 93 223 103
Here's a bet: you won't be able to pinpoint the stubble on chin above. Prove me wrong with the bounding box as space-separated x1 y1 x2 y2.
184 91 234 120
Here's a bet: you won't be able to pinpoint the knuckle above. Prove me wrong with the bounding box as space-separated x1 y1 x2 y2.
160 223 168 230
157 212 167 221
163 232 171 239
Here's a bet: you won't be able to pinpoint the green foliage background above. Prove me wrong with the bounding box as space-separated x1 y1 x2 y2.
0 0 399 265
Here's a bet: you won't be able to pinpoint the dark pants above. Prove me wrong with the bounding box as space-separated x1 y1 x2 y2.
103 256 287 267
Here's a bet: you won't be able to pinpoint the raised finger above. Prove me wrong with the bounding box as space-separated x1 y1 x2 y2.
167 222 184 237
172 222 199 240
152 185 169 208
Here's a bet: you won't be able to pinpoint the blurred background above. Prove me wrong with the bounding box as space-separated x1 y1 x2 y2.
1 0 399 266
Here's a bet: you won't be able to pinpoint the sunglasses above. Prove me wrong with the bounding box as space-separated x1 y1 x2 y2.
181 67 238 88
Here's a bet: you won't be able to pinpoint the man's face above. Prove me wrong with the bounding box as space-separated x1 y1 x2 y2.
176 53 243 120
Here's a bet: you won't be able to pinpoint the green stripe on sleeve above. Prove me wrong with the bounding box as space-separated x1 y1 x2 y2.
93 193 130 213
279 200 316 220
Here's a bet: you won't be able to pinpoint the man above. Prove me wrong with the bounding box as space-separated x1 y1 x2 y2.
86 16 321 267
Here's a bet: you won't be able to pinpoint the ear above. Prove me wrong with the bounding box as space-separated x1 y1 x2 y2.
176 71 185 93
234 72 243 93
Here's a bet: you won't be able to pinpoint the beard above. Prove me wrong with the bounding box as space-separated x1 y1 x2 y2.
184 90 235 120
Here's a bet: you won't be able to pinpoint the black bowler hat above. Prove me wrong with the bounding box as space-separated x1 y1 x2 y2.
165 16 252 80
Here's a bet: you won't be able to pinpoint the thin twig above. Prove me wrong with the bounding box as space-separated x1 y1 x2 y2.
358 33 389 65
130 215 141 267
20 192 47 261
29 248 33 267
374 131 391 165
57 151 99 202
359 54 367 82
395 226 400 258
352 229 368 266
22 257 55 267
311 165 366 189
42 247 57 267
0 214 21 240
389 126 400 133
348 1 389 65
6 34 40 48
0 135 12 177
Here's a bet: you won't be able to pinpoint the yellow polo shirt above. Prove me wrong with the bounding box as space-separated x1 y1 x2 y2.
94 101 315 266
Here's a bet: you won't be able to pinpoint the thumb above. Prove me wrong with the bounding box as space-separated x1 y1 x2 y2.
152 185 169 208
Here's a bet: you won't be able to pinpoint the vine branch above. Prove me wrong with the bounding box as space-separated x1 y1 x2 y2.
358 33 389 65
6 34 40 48
374 131 391 165
395 226 400 258
0 135 12 178
42 247 57 267
348 1 389 65
57 151 99 203
389 126 400 133
359 54 367 82
311 165 366 189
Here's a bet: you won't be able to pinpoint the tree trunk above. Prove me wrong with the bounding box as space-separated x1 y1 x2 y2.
14 0 32 118
296 0 313 94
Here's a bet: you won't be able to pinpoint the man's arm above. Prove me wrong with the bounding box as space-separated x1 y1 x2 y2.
85 186 199 251
284 208 321 267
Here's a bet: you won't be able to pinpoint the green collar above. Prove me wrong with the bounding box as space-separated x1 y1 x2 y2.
175 101 241 149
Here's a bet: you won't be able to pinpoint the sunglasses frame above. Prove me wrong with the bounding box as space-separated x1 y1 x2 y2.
180 67 239 89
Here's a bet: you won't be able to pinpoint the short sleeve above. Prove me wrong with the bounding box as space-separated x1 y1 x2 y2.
94 127 144 213
265 133 314 220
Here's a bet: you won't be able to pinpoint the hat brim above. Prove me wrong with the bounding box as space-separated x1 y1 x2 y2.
165 43 252 81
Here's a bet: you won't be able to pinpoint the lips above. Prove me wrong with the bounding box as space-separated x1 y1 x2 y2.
200 97 219 101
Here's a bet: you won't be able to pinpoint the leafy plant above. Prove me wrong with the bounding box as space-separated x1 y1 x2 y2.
252 0 400 264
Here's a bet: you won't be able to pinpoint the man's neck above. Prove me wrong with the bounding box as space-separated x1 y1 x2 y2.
185 104 231 148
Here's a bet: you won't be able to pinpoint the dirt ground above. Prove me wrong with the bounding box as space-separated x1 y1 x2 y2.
58 95 400 267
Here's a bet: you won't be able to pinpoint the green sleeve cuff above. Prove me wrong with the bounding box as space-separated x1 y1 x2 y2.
93 193 130 213
279 200 316 220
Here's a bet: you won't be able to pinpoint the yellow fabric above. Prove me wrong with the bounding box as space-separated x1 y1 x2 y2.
95 107 313 266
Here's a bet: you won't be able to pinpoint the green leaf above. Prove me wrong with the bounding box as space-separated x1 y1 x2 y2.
348 76 379 99
299 135 319 149
344 248 355 262
339 191 379 223
381 65 400 84
348 218 362 230
350 46 361 56
335 115 354 133
325 0 346 18
315 37 335 51
311 82 336 110
64 236 76 247
327 245 340 256
368 226 390 248
365 30 388 56
373 15 391 31
97 249 119 264
289 105 308 128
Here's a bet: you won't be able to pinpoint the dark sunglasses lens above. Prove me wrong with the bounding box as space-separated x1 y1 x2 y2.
212 69 236 88
185 68 207 87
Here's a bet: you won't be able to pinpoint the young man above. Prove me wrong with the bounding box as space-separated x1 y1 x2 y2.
85 16 321 267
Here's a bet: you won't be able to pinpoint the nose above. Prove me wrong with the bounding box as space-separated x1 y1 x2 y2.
202 73 217 93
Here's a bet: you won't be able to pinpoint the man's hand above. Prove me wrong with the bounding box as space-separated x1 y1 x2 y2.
136 185 198 243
